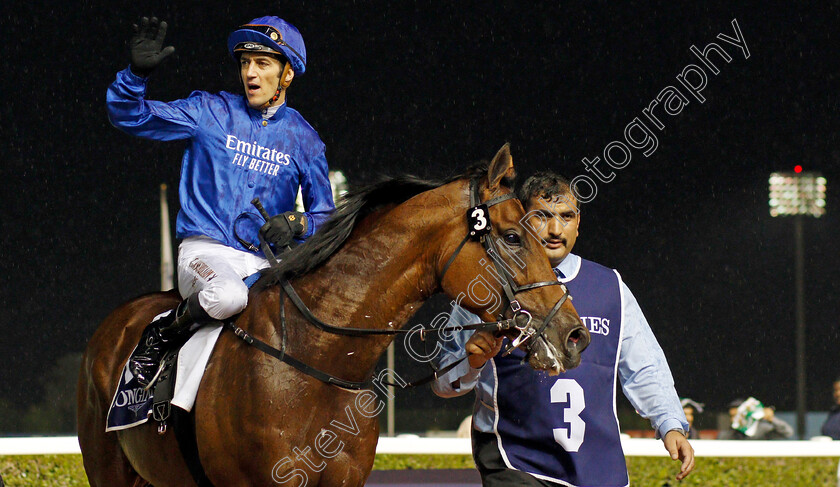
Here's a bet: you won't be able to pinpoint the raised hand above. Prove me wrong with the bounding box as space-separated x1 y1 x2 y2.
129 16 175 77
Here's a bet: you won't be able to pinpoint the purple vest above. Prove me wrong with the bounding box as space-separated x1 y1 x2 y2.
493 258 628 486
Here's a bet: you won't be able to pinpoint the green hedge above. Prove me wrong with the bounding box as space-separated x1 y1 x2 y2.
626 457 839 486
2 454 838 486
1 455 87 487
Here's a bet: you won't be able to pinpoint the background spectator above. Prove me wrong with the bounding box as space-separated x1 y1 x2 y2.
718 397 793 440
821 377 840 439
681 398 704 439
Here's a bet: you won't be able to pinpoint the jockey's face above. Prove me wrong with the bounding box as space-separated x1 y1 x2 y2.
240 53 292 109
525 193 580 268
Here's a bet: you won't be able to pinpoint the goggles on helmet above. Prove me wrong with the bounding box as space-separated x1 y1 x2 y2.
233 42 282 56
235 24 304 64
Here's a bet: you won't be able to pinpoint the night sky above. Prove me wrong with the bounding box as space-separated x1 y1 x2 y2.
2 0 838 428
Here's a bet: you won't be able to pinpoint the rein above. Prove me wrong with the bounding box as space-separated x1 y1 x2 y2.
225 318 515 390
228 178 570 389
225 280 528 390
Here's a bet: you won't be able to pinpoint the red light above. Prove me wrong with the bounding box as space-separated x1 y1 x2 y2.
794 165 803 173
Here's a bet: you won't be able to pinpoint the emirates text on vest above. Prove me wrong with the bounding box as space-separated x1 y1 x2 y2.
226 135 291 177
581 316 610 336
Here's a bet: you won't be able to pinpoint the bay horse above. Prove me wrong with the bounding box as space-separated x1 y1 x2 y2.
77 144 591 486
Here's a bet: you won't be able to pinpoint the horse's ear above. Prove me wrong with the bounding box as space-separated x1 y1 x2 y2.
487 143 516 191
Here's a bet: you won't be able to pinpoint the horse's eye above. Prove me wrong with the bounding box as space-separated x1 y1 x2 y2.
503 231 521 246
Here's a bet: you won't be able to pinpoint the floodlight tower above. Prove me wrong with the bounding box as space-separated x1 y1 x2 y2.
768 168 826 439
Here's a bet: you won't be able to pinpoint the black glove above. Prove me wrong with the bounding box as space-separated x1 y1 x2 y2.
259 212 307 248
129 17 175 77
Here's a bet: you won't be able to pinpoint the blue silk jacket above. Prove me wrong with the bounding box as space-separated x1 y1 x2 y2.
106 68 335 253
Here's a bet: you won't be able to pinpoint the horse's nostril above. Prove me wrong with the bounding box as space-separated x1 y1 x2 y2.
566 327 590 354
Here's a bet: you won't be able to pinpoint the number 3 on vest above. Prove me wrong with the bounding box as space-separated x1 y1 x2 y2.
550 379 586 452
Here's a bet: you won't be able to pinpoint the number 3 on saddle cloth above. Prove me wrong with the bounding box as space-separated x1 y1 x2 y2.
105 272 262 433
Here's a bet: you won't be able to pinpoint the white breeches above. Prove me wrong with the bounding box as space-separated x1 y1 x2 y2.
177 236 271 320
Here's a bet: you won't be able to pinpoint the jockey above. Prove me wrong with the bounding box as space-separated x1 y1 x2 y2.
106 16 335 387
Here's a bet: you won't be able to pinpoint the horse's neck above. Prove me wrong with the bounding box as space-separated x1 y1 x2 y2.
304 193 453 327
283 188 461 379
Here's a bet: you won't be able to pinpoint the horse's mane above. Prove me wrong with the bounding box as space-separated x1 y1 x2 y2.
256 161 507 289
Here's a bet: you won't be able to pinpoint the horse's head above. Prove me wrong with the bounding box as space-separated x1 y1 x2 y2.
437 144 590 375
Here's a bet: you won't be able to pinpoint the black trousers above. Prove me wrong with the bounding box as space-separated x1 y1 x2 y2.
472 430 563 487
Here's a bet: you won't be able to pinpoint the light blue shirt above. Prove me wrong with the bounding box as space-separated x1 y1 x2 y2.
431 253 688 439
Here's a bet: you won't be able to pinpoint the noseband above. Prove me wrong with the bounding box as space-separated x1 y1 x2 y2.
438 178 570 356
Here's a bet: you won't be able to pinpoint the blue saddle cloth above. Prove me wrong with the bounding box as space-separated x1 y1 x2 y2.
105 271 263 431
106 365 155 431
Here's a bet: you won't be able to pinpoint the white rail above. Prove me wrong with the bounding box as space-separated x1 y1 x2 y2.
376 437 840 457
0 436 81 455
3 436 840 457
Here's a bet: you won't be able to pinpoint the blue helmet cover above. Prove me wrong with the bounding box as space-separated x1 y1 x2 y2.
227 16 307 74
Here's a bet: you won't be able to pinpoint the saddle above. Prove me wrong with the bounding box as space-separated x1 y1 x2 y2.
106 272 262 434
105 327 213 434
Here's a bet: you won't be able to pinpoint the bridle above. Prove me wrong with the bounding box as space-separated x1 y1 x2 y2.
226 178 572 389
438 178 570 357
